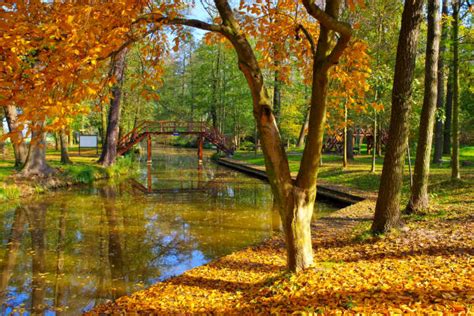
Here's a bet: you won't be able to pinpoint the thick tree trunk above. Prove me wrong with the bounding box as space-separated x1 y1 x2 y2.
451 0 460 180
4 105 27 168
282 189 314 271
21 123 56 177
98 48 128 167
406 0 440 214
372 0 425 234
60 130 72 164
432 0 448 164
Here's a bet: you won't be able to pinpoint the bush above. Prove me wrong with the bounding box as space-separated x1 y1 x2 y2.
106 155 138 178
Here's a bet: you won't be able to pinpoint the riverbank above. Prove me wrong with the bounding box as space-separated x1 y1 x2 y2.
0 148 135 201
91 151 473 314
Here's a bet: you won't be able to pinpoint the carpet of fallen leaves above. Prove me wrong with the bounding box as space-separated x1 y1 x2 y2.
91 192 473 315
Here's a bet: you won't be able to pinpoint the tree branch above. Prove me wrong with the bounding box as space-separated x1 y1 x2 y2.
296 24 316 56
302 0 352 36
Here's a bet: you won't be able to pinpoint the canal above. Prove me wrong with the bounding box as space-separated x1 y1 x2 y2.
0 146 338 314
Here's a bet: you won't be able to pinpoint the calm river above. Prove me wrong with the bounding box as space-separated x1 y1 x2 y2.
0 146 337 314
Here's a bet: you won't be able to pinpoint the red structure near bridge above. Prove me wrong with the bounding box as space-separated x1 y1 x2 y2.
117 121 235 162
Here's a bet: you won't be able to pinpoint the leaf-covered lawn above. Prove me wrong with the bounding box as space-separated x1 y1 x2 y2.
92 188 473 314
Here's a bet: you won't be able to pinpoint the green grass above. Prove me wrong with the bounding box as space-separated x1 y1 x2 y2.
232 146 474 193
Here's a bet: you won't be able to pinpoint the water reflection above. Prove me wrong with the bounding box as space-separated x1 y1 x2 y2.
0 146 337 314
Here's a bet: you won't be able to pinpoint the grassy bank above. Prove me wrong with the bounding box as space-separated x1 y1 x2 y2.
232 146 474 194
0 146 137 201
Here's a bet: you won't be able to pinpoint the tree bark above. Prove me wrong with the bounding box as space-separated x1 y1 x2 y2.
432 0 448 163
451 0 460 179
443 64 453 154
3 105 27 168
372 0 425 234
297 109 310 148
406 0 440 214
273 67 281 124
60 130 72 164
21 122 56 177
343 102 348 168
98 47 128 167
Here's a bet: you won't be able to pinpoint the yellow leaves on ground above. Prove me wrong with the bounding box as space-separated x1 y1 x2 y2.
91 199 473 314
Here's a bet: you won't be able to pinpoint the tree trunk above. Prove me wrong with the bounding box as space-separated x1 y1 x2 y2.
432 0 448 164
451 0 460 180
343 102 348 168
3 105 27 168
60 130 72 164
21 123 55 177
443 64 453 154
273 67 281 124
297 109 310 148
98 47 128 167
371 110 377 173
372 0 425 234
347 128 354 160
406 0 440 214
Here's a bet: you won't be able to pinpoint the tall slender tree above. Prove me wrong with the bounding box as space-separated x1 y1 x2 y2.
406 0 441 214
372 0 425 233
98 48 129 167
451 0 460 179
432 0 449 163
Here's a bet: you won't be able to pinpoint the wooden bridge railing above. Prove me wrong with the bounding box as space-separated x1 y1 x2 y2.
117 120 234 156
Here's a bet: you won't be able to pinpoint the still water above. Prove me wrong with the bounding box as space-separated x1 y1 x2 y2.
0 147 337 314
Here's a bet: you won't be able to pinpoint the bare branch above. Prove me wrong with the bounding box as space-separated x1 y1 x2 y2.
296 24 316 56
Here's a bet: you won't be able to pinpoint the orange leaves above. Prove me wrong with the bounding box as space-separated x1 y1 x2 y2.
91 197 474 314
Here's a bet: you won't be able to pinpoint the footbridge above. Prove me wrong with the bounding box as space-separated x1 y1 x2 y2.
117 121 234 161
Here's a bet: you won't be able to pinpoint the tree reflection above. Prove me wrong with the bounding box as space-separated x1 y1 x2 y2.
0 207 26 299
100 185 126 299
25 202 48 315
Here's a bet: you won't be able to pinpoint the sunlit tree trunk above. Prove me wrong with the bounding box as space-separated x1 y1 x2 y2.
372 0 425 234
406 0 440 214
297 109 310 148
60 130 72 164
451 0 460 180
21 122 56 177
432 0 449 164
99 47 128 167
3 105 27 168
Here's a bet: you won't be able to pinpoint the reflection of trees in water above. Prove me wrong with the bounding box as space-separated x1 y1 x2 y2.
25 202 48 315
0 206 26 301
0 148 283 314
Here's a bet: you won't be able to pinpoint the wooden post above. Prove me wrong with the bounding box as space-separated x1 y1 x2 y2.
147 134 152 164
197 136 203 164
147 163 152 193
